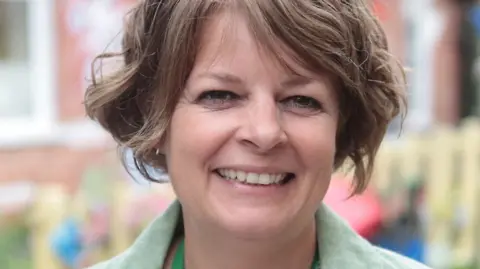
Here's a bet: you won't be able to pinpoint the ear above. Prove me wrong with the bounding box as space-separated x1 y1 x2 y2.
155 134 170 155
156 145 166 155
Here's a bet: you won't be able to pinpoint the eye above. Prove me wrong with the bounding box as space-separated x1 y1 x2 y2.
282 95 322 113
283 95 321 109
196 90 240 109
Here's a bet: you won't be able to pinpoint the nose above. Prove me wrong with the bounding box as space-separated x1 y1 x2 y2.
237 97 287 153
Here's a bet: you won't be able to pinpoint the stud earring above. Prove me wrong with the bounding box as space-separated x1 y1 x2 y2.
155 148 160 155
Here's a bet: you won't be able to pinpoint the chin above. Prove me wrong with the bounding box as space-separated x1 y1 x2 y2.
212 203 296 239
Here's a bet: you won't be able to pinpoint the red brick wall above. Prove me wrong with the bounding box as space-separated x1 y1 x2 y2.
377 0 406 62
433 0 462 125
56 0 138 121
0 146 117 191
378 0 462 126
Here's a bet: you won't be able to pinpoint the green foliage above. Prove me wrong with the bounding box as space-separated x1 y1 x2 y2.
0 214 32 269
451 265 477 269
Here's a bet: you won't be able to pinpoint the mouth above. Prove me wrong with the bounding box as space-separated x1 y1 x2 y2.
214 169 296 186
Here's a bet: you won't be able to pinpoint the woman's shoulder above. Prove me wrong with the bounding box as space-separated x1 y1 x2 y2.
317 204 431 269
86 247 429 269
84 254 126 269
375 247 430 269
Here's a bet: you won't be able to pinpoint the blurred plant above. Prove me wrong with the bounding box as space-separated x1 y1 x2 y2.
451 265 477 269
0 213 32 269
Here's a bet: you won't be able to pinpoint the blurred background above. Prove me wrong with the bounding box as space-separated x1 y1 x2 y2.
0 0 479 268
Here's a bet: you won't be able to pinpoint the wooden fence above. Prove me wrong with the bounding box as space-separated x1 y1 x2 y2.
374 119 480 268
28 119 480 269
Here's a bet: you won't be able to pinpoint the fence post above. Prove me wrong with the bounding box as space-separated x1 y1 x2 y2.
453 119 480 267
399 133 425 187
424 127 457 268
30 185 68 269
372 142 397 197
110 180 132 256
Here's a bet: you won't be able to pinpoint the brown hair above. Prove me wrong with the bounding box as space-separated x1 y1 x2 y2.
85 0 406 194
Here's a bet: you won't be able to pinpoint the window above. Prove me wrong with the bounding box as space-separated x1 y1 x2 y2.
401 0 442 132
0 1 55 145
0 2 30 117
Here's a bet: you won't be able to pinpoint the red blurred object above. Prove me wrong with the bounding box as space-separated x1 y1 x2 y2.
324 176 383 239
372 0 388 21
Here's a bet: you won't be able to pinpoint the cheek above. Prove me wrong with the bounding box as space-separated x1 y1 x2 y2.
289 118 337 170
166 107 233 171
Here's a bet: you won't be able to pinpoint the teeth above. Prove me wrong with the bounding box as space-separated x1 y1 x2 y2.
217 169 287 185
258 174 270 185
246 173 259 184
237 171 246 182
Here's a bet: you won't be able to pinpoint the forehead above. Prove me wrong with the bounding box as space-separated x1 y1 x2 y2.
193 11 318 80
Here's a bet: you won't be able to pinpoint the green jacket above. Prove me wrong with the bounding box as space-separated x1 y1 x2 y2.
87 200 430 269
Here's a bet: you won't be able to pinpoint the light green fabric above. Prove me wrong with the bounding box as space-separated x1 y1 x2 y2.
87 200 430 269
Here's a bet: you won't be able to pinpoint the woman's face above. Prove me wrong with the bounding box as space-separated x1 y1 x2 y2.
164 13 339 238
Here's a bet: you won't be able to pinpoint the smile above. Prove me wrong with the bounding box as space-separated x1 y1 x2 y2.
215 169 295 185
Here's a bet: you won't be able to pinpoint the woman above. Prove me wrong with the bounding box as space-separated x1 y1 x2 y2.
85 0 429 268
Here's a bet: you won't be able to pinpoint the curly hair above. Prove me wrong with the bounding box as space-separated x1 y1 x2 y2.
85 0 406 194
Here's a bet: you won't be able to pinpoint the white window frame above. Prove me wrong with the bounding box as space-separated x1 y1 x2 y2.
402 0 444 132
0 0 56 147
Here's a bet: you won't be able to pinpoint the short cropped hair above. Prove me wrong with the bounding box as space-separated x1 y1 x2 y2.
85 0 406 194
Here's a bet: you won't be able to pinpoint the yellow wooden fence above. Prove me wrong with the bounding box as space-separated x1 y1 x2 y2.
372 119 480 268
30 119 480 269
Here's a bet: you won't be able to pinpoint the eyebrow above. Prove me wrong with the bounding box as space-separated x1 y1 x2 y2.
196 72 314 89
197 72 243 84
280 76 313 89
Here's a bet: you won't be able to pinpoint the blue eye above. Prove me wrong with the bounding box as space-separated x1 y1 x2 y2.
196 90 239 108
283 96 322 111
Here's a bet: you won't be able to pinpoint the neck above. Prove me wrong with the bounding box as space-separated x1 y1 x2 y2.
180 212 317 269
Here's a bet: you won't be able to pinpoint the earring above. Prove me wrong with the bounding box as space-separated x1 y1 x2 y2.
155 148 160 155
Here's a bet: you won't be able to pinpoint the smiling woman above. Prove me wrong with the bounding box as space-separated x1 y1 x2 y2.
84 1 428 269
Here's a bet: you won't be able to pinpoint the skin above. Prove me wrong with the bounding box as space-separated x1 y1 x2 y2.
162 11 339 269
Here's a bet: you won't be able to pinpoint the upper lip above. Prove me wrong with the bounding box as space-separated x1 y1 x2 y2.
213 165 294 174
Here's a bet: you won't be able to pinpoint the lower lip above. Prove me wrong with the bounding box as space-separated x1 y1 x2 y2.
213 173 292 195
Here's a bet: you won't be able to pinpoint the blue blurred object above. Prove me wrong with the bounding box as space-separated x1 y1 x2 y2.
469 5 480 37
372 228 425 263
50 218 83 268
